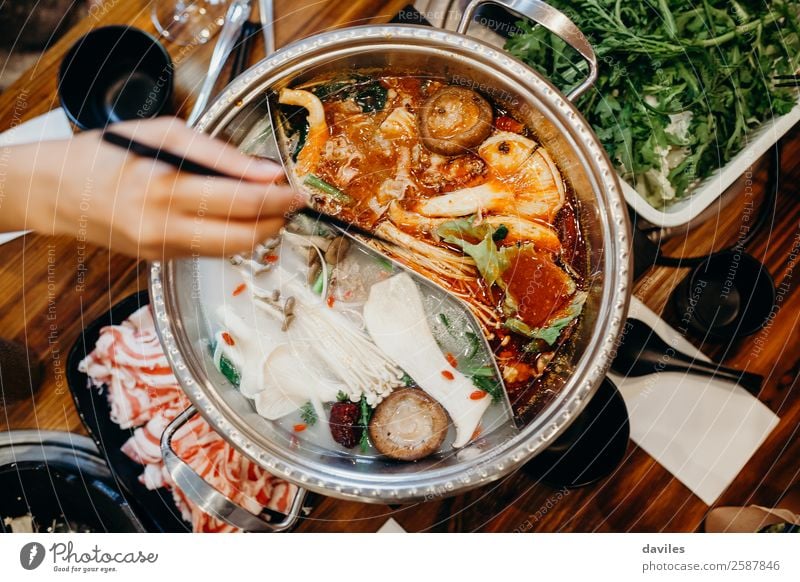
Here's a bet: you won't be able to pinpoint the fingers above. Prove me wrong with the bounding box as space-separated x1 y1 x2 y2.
109 117 287 183
150 216 287 259
171 175 307 219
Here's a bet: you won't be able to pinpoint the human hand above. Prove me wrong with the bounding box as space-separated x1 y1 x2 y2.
1 116 305 259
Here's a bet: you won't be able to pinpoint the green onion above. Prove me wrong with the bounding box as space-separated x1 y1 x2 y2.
358 395 372 453
374 256 394 272
311 270 325 295
304 174 353 205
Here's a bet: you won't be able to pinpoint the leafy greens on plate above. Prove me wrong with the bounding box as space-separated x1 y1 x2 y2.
505 0 800 207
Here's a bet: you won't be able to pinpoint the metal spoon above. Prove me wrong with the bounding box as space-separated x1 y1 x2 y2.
611 318 763 395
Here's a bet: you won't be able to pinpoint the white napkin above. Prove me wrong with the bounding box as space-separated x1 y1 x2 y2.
377 518 407 533
0 108 73 246
610 297 779 505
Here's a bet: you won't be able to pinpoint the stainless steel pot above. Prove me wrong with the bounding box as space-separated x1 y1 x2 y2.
150 0 631 531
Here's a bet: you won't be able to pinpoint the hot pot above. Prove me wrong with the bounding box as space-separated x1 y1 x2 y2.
149 0 631 531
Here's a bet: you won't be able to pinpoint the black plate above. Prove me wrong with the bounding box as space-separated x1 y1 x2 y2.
66 290 192 532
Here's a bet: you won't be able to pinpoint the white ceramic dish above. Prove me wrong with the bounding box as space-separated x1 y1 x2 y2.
623 100 800 228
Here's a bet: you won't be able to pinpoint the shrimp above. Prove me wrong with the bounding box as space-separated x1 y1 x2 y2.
278 88 329 175
414 132 565 222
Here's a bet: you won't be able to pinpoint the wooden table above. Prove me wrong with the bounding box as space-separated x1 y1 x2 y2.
1 0 798 533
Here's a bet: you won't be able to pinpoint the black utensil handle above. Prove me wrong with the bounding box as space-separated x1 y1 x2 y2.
718 368 763 395
662 363 762 395
669 351 763 389
229 21 261 84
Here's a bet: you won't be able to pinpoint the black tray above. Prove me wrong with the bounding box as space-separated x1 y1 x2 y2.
66 290 192 532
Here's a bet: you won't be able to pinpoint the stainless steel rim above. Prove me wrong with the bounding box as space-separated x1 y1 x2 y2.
150 24 631 503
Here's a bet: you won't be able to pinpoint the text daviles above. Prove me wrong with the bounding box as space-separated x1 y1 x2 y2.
49 542 158 565
642 543 685 554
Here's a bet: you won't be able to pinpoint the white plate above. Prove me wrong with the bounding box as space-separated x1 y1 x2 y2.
623 100 800 228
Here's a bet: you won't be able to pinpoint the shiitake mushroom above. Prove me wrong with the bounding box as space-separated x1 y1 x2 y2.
418 86 493 156
368 388 449 461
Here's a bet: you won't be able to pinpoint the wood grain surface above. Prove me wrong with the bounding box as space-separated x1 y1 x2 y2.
0 0 797 533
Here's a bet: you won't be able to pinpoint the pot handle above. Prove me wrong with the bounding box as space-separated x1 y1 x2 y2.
456 0 598 101
161 405 306 532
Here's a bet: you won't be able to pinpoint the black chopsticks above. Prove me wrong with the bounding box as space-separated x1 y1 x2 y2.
229 21 262 84
102 130 229 177
101 129 394 246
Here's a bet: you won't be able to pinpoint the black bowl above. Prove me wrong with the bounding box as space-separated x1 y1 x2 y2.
673 250 776 341
525 377 630 488
0 432 143 533
58 25 173 130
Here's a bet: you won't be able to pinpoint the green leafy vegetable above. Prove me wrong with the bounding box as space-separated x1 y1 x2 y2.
505 291 588 346
358 395 372 453
218 354 240 386
311 77 388 113
401 372 415 387
300 402 318 426
437 309 504 403
291 121 308 163
311 80 351 101
492 224 509 242
504 0 800 206
279 104 309 163
437 217 514 288
464 331 481 360
470 370 504 403
304 174 353 205
354 82 388 113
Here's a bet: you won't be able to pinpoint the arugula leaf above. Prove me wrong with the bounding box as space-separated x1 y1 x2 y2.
505 291 587 347
300 402 318 426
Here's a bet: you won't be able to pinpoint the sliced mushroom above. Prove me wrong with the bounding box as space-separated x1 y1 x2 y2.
418 86 493 156
369 388 449 461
